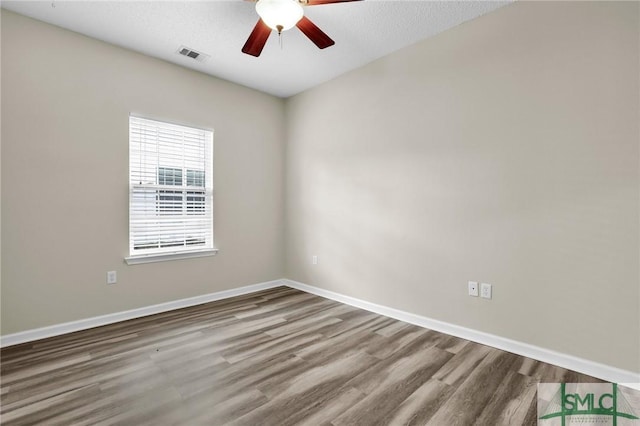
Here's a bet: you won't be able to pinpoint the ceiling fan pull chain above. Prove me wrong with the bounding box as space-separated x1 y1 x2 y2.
277 24 284 50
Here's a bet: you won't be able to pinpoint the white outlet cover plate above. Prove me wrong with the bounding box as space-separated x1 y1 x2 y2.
481 283 492 299
468 281 479 297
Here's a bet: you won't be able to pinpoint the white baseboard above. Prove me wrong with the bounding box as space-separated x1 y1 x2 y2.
3 277 638 389
284 279 640 388
0 279 286 348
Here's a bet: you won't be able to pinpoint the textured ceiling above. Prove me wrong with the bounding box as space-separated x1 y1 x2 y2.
2 1 510 98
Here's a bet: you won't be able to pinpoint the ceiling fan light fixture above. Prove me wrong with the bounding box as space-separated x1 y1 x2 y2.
256 0 304 33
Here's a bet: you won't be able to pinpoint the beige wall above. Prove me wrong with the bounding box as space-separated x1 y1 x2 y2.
1 10 285 334
285 1 640 372
2 2 638 374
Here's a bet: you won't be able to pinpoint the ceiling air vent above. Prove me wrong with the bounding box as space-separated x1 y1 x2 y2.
176 46 209 62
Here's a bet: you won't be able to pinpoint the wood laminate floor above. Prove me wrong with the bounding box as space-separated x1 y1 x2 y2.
1 286 607 425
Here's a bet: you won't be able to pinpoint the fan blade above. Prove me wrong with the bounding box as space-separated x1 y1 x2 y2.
242 19 271 57
296 16 335 49
304 0 362 5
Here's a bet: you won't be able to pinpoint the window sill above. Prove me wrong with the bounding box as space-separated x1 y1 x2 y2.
125 248 218 265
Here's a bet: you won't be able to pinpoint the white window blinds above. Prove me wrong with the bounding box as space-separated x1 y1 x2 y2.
129 116 214 258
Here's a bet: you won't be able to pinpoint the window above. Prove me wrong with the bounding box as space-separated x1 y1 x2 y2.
127 116 215 263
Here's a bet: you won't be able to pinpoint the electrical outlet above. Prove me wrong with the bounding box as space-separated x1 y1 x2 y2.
107 271 117 285
481 283 492 299
468 281 478 297
312 255 318 265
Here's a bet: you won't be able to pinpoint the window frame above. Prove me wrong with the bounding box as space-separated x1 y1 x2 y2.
125 115 217 265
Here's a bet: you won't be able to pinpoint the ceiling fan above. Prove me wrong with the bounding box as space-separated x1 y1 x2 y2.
242 0 362 57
